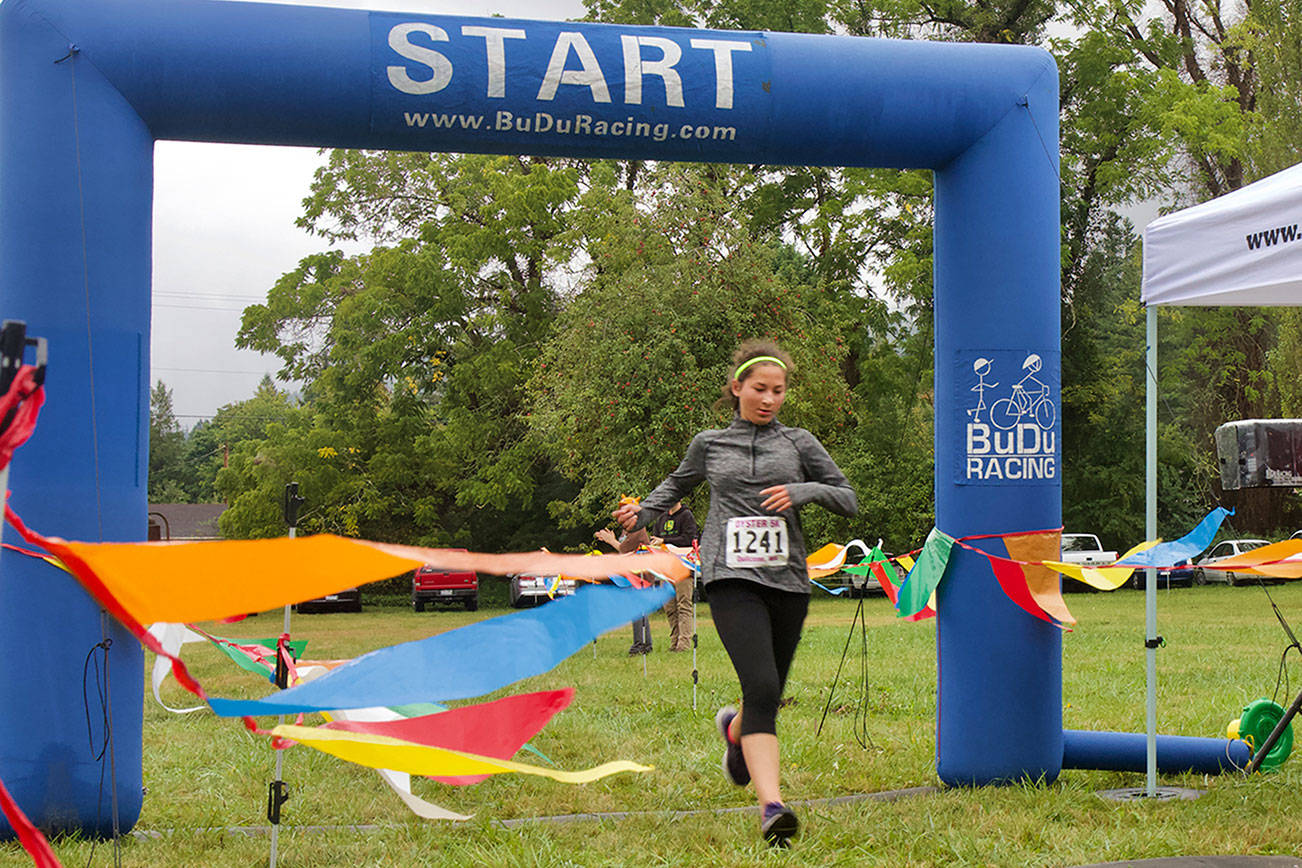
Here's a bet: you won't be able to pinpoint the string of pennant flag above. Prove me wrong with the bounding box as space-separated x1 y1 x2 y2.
801 506 1302 631
0 502 693 849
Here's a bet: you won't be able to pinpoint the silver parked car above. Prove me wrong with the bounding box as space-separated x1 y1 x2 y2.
509 574 577 607
1194 538 1270 585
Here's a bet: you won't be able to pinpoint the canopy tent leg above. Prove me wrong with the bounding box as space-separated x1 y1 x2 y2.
1145 305 1159 798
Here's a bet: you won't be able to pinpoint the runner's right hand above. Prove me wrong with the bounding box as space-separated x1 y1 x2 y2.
612 502 641 531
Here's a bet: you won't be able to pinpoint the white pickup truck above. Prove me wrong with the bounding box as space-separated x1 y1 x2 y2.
1060 533 1118 566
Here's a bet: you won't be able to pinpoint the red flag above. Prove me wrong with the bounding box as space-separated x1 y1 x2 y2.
0 775 61 868
872 559 934 620
322 688 575 785
1003 531 1075 627
872 561 898 604
988 556 1063 628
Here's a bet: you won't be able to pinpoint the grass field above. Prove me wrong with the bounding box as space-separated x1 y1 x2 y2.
9 582 1302 867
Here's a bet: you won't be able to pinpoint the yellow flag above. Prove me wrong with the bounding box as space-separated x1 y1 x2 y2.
274 724 651 784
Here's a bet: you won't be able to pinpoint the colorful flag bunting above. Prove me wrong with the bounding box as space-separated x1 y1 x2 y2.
806 540 871 580
845 546 899 592
988 557 1065 628
147 622 208 714
147 624 313 713
314 704 472 820
1047 540 1150 590
206 633 309 681
321 702 472 821
1245 561 1302 579
896 555 936 621
819 508 1236 629
870 553 901 603
1177 537 1302 579
848 551 935 619
6 506 687 720
1044 561 1129 590
810 579 848 595
208 583 675 717
31 531 689 627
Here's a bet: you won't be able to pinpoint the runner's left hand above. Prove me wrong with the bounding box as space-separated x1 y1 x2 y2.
760 485 792 513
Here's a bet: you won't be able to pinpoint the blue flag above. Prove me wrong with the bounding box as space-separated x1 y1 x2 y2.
1115 507 1233 568
209 583 674 717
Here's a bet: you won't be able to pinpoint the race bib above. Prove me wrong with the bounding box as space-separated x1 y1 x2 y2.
725 516 790 568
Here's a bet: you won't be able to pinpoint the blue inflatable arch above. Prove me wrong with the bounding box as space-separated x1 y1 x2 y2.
0 0 1060 834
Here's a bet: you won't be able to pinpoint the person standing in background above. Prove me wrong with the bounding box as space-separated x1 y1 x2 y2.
649 501 697 652
593 523 655 655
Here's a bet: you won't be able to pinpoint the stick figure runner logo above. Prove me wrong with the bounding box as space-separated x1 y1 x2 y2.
968 357 997 423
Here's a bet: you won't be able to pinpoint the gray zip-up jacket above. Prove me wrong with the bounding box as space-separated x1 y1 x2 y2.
634 416 857 594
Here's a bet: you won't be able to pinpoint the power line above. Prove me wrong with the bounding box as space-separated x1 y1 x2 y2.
153 303 255 312
153 291 265 301
155 367 281 375
173 412 299 421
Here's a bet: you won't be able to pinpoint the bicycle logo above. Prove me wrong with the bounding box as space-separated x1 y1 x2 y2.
971 354 1055 431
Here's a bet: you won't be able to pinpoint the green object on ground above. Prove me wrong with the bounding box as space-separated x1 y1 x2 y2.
1239 697 1293 771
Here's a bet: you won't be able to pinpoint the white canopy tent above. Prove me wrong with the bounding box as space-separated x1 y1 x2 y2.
1138 161 1302 795
1145 160 1302 306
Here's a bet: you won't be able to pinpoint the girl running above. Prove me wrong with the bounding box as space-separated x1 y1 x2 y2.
613 339 857 846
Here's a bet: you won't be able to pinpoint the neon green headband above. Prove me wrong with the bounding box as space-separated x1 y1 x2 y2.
733 355 788 380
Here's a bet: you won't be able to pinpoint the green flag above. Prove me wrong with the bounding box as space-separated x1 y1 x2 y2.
873 548 902 589
844 545 902 598
895 529 954 618
210 635 308 681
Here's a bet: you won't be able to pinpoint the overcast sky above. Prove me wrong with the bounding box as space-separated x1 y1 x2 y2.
152 0 586 425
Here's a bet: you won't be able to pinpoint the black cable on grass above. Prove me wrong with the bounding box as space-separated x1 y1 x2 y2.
853 597 875 751
817 595 877 750
1259 580 1302 708
1272 643 1300 709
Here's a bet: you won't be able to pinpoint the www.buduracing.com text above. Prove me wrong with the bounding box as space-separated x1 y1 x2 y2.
402 110 738 143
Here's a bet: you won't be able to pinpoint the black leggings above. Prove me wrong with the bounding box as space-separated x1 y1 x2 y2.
707 579 810 737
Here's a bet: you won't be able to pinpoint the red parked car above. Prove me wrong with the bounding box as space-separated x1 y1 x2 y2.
412 559 479 612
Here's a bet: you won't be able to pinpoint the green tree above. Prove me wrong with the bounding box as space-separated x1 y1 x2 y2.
1066 0 1302 534
1242 2 1302 179
1250 1 1302 528
183 375 299 503
228 153 594 550
1063 0 1253 200
148 381 191 503
529 162 853 530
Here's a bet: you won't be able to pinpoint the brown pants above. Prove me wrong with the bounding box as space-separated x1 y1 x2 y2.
663 577 694 651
